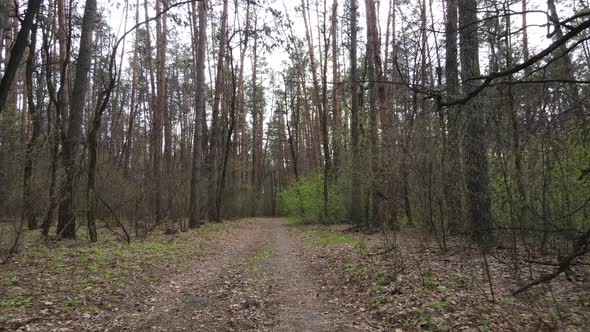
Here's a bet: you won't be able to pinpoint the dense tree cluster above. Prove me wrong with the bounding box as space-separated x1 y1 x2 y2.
0 0 589 284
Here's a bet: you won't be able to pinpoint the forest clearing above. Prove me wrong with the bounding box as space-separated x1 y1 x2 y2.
1 0 590 330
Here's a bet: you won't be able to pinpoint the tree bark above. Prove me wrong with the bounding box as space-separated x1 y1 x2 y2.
0 0 7 65
189 0 207 228
364 0 386 224
144 0 159 225
330 0 341 178
217 51 237 221
443 0 464 233
459 0 494 247
207 0 229 222
546 0 582 125
350 0 362 224
0 0 43 114
521 0 530 76
320 0 331 221
57 0 97 239
250 13 260 216
40 1 61 236
153 0 167 224
22 22 39 230
123 0 141 172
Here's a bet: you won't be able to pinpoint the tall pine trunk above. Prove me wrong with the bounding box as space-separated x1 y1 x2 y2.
207 0 229 222
350 0 362 224
444 0 464 233
189 0 207 228
57 0 97 239
330 0 341 179
459 0 494 247
364 0 386 224
23 23 39 230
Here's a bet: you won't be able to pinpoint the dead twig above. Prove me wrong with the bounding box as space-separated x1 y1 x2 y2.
365 245 397 256
512 227 590 295
95 190 131 244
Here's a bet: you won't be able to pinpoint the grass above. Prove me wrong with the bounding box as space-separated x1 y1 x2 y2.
247 248 271 266
429 299 447 311
61 297 82 310
343 263 369 275
2 277 17 287
246 239 273 269
0 219 236 327
0 296 32 309
242 320 255 330
0 296 33 320
307 231 363 247
375 272 394 286
312 232 363 247
370 296 387 308
130 241 179 256
412 300 452 331
50 261 69 273
287 221 365 248
85 305 102 313
285 217 307 227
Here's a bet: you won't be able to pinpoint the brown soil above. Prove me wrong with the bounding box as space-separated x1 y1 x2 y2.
2 218 588 331
102 218 371 331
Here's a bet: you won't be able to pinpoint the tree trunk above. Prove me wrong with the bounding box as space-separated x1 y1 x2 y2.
381 0 399 228
57 0 97 239
459 0 494 247
207 0 228 222
320 0 331 221
189 0 207 228
443 0 464 233
547 0 582 126
154 0 167 225
123 0 141 172
217 53 237 221
300 0 325 170
350 0 362 224
0 0 7 65
330 0 341 178
250 13 260 216
235 1 251 207
144 0 159 225
521 0 530 76
22 22 39 230
365 0 386 224
0 0 42 114
40 1 61 235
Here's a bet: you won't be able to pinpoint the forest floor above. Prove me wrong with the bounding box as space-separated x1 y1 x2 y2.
0 218 589 331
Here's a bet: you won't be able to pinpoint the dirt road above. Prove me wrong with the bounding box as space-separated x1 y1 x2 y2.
106 218 372 331
6 217 588 331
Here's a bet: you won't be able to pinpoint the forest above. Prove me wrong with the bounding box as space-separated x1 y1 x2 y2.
0 0 589 330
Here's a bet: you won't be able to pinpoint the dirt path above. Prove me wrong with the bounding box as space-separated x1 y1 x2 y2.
265 219 360 332
105 218 368 332
6 217 589 331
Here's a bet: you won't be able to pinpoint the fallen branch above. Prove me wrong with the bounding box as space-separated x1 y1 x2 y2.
1 223 25 264
95 191 131 244
366 245 397 256
512 227 590 295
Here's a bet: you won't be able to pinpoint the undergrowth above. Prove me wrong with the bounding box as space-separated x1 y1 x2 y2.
0 220 232 326
279 173 347 224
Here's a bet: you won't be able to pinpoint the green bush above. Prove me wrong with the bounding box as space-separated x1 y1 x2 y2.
279 173 347 223
489 128 590 232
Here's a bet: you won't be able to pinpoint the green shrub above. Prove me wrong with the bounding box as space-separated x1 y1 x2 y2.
279 173 347 223
490 130 590 232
